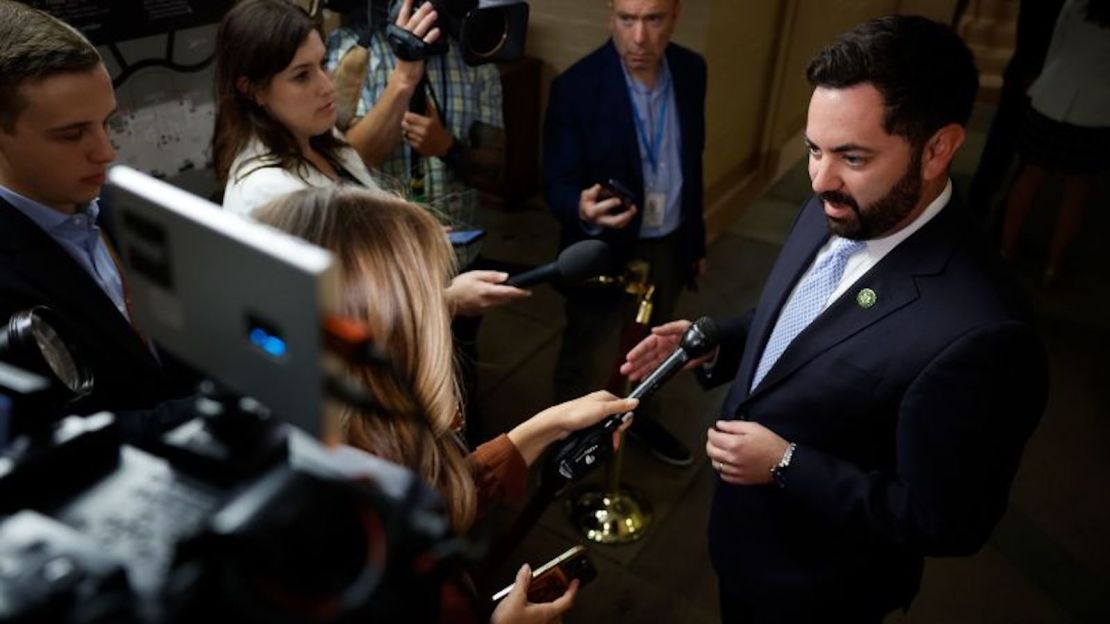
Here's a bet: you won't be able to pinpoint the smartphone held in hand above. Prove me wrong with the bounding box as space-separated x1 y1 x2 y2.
448 228 486 246
597 178 635 214
491 545 597 603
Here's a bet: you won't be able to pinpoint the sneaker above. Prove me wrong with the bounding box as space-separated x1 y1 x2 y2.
628 417 693 467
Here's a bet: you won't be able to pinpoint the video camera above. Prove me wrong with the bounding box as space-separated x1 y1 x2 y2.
0 167 466 623
324 0 529 66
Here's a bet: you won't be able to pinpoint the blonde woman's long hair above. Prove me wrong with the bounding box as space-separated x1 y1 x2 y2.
254 186 477 530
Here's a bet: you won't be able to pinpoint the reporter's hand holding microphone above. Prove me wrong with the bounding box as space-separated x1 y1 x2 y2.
492 392 635 624
548 318 721 482
622 318 790 486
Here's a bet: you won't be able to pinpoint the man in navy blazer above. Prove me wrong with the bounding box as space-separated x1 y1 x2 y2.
0 2 191 444
622 16 1049 622
544 0 706 465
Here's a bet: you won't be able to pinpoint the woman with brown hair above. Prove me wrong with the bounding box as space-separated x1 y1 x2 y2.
212 0 524 315
254 186 636 623
212 0 389 216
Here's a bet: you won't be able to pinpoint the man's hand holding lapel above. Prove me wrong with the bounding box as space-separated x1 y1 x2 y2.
706 420 789 486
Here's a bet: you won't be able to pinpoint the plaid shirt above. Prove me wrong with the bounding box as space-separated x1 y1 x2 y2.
326 27 503 226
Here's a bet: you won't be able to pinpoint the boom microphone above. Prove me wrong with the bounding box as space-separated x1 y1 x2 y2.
504 240 611 288
550 316 721 481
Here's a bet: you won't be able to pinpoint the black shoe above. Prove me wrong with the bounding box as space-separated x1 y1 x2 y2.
628 417 693 467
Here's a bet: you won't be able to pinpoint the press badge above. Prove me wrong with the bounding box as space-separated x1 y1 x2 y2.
643 191 666 229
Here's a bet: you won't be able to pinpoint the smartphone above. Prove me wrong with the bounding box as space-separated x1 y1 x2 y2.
491 545 597 603
447 228 486 246
597 178 635 214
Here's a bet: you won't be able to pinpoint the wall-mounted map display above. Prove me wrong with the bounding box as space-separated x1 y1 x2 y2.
26 0 233 45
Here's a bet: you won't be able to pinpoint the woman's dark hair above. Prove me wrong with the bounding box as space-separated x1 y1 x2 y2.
806 15 979 149
212 0 346 187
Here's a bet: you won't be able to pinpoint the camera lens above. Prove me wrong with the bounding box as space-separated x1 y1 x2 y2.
463 8 509 59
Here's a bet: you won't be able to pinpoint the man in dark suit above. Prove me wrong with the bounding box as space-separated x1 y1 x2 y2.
0 1 190 443
544 0 706 465
621 16 1049 622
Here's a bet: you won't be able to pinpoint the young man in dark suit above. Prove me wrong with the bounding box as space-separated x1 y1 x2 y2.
0 1 190 443
544 0 707 466
622 15 1049 622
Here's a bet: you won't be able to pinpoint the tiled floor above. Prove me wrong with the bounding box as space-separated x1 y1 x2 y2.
468 104 1110 623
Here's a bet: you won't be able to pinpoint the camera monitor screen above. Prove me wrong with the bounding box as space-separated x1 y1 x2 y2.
103 166 340 438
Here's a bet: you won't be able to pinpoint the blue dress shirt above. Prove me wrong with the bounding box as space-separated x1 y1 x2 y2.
0 185 130 322
620 59 684 239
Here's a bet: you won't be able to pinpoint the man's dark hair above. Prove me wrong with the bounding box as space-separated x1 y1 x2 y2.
806 15 979 148
0 0 101 132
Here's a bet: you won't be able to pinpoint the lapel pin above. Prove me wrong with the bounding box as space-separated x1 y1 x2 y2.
856 288 877 309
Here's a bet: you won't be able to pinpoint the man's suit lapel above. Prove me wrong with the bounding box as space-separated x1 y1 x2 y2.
742 197 963 405
0 199 160 371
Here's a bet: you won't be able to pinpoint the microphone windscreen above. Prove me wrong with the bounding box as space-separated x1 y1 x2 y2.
555 240 611 282
683 317 722 358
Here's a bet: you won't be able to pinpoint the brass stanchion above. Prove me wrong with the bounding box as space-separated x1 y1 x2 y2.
567 261 655 543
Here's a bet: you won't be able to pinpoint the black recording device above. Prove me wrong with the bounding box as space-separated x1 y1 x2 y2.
0 382 457 623
0 306 93 445
0 168 468 623
597 178 635 214
550 317 721 481
367 0 529 66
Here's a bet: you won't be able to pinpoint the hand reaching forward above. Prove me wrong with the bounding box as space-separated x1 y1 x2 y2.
446 270 530 316
508 391 638 466
619 319 717 381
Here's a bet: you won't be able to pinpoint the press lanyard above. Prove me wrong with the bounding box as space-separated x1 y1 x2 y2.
628 78 671 179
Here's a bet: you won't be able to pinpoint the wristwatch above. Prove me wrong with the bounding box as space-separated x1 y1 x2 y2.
770 442 797 488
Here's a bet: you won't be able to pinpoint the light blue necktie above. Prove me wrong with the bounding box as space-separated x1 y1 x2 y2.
751 237 866 391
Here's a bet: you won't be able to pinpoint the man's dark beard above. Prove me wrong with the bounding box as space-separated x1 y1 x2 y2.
820 151 923 240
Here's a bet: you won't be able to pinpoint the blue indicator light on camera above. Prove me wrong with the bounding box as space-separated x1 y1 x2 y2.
249 327 287 358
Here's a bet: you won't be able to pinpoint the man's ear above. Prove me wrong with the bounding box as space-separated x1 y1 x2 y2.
921 123 965 182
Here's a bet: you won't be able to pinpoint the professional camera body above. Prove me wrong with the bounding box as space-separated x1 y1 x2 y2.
326 0 529 65
0 168 468 623
0 375 458 623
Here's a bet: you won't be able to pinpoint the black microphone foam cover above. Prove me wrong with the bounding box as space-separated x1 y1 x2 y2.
555 240 611 282
682 317 721 359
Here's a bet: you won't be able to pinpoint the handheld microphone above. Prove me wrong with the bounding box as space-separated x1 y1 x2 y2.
504 240 611 288
627 316 720 404
549 317 721 481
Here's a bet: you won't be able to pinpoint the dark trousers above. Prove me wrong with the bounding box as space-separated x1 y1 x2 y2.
553 232 686 404
718 581 893 624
